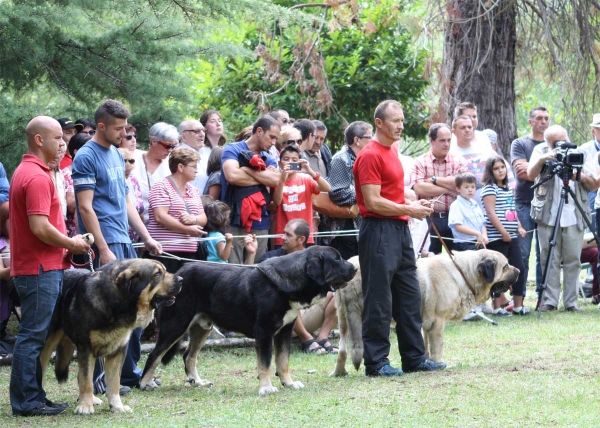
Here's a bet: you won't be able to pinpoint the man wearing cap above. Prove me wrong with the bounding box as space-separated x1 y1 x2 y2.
57 118 83 170
579 114 600 232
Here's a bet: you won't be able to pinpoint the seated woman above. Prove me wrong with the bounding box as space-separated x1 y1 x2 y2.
147 148 207 273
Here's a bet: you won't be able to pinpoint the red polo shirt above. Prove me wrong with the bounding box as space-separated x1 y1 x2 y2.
352 140 409 222
10 154 70 276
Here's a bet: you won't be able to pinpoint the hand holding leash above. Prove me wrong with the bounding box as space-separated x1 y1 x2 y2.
70 234 93 255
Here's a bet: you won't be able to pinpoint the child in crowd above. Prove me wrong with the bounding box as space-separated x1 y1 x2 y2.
481 156 530 316
448 172 488 251
202 198 257 264
273 145 331 248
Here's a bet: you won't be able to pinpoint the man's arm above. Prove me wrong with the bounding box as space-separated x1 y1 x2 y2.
28 215 89 254
361 184 432 219
77 189 115 264
241 166 281 188
513 159 530 180
127 197 162 254
223 159 261 187
581 173 599 192
527 149 553 181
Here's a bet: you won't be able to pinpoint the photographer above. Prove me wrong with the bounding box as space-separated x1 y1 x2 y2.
527 125 599 312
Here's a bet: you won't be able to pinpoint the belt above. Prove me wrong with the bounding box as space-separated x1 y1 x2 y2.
432 212 448 219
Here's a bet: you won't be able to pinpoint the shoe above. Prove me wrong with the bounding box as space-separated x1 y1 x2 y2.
565 306 582 312
591 295 599 305
479 303 493 314
463 310 479 321
492 308 511 316
45 398 69 409
119 385 131 396
405 358 447 373
367 364 404 377
512 306 531 316
301 338 327 355
13 401 67 417
540 304 557 312
316 338 339 354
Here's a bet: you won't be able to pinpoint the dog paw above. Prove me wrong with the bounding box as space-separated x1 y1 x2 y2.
140 381 157 391
187 377 213 388
110 404 132 413
284 381 304 390
74 403 95 415
93 396 103 406
258 386 279 396
329 369 348 377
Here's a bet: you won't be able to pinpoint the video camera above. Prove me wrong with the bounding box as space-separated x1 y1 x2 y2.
547 140 584 182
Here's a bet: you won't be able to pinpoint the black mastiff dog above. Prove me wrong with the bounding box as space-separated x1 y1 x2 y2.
40 259 182 414
141 246 357 396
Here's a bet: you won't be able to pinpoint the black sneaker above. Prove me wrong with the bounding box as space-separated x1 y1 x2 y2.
14 401 66 417
405 358 447 373
119 385 132 396
367 364 404 377
45 398 69 409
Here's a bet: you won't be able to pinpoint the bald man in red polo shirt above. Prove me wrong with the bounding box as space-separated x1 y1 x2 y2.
353 100 446 377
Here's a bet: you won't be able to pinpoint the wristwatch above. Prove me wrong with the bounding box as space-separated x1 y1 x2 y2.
431 176 437 185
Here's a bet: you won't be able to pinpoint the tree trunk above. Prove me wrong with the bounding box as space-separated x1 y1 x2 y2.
441 0 517 159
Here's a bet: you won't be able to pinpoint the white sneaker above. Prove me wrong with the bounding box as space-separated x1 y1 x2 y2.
463 310 479 321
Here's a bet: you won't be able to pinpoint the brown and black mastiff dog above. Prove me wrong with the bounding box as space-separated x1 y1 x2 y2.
40 259 182 414
331 250 519 376
141 246 357 396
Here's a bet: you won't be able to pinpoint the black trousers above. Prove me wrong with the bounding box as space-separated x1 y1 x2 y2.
358 218 426 373
330 220 359 260
427 214 454 254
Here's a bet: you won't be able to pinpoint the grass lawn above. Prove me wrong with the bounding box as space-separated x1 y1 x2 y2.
1 283 600 427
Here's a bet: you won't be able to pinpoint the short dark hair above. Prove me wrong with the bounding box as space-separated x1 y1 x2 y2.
455 172 477 188
529 106 548 119
428 123 451 140
344 121 372 146
454 102 477 118
312 120 327 132
125 124 137 134
68 132 91 159
252 115 280 135
206 146 223 175
280 145 301 159
452 115 472 129
293 119 316 141
374 100 402 122
94 99 130 126
482 156 508 186
75 118 96 131
288 218 310 241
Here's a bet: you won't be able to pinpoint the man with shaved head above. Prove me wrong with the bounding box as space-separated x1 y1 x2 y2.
179 119 210 192
528 125 599 312
10 116 91 417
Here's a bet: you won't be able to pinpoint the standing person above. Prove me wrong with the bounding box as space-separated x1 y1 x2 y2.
118 124 137 152
579 113 600 232
221 115 281 263
510 106 549 296
57 117 83 170
353 100 445 377
452 102 492 151
448 172 488 251
268 109 291 161
72 99 163 393
75 118 96 136
411 123 468 254
203 146 224 200
201 109 226 148
481 156 529 315
179 119 210 193
527 125 598 312
118 148 144 244
10 116 90 417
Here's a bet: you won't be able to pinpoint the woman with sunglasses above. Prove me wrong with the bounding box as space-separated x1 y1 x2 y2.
119 124 137 152
273 125 302 161
133 122 179 223
118 147 144 244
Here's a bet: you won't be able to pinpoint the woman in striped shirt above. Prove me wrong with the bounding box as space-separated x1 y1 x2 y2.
147 148 207 273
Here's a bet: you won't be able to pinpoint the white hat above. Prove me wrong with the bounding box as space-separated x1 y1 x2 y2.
590 113 600 128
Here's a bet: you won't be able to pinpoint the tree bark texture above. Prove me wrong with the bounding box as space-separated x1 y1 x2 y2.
441 0 517 158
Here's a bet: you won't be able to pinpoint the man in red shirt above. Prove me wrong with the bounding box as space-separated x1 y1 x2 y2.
10 116 90 417
353 100 446 376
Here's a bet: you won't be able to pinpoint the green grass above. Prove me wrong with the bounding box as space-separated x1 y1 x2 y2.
1 286 600 427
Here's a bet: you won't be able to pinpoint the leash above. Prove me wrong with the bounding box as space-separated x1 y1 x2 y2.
69 248 96 272
429 214 478 298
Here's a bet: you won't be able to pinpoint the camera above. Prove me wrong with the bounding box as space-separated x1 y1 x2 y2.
288 163 301 171
554 141 584 168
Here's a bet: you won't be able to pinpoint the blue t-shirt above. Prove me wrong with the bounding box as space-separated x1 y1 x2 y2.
72 141 130 244
448 195 486 243
220 140 277 230
206 231 227 263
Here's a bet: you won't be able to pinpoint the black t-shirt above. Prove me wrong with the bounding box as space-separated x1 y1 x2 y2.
258 247 287 263
510 136 544 202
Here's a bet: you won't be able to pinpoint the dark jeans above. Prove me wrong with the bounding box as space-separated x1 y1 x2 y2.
427 214 453 254
453 241 477 251
487 238 526 296
516 201 542 296
10 268 63 414
358 218 425 374
92 242 143 392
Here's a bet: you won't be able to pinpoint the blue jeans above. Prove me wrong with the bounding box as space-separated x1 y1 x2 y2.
516 202 542 296
10 268 63 414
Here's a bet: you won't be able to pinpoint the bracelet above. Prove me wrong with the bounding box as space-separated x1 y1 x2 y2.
313 172 321 182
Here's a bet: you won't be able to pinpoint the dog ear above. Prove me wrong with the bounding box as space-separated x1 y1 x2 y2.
116 268 137 294
258 256 303 292
477 256 497 284
306 251 326 286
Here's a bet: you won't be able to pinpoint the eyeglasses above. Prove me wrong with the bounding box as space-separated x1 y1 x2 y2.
157 141 178 150
358 135 373 139
286 139 303 145
183 129 205 134
83 130 96 136
282 118 290 124
124 134 137 140
123 159 135 164
184 164 197 171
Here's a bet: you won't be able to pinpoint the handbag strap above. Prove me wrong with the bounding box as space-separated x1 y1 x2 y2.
167 176 191 213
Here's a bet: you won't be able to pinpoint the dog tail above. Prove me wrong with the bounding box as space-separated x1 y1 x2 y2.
344 293 364 371
55 337 75 384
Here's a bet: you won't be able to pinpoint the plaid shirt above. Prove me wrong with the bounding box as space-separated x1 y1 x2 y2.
325 146 362 232
410 150 468 213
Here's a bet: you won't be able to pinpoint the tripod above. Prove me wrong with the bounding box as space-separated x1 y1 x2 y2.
533 167 599 318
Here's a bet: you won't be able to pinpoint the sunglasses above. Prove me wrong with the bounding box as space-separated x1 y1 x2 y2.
83 130 96 136
286 139 303 145
123 159 135 164
282 118 290 124
157 141 178 150
124 134 137 140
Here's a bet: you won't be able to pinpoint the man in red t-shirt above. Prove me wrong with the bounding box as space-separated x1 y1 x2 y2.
10 116 90 417
352 100 446 377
